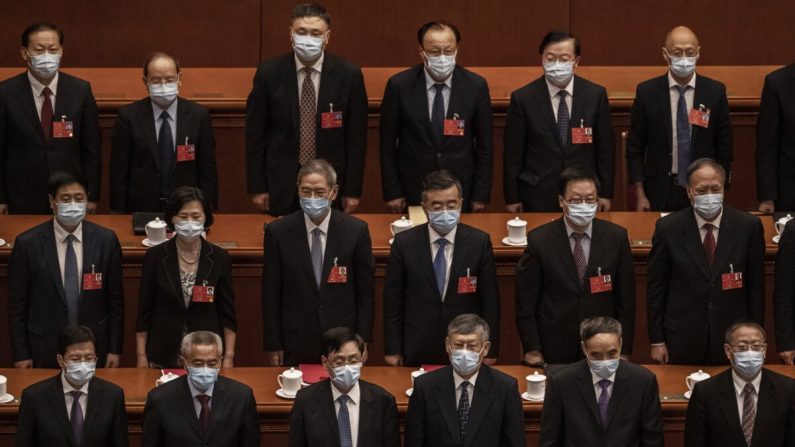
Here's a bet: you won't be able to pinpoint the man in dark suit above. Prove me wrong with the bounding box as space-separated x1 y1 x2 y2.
540 317 663 446
405 314 524 446
504 30 614 213
380 21 492 213
774 218 795 365
16 326 128 447
647 158 765 365
142 331 260 446
516 167 634 366
756 64 795 213
627 26 732 212
0 23 101 214
383 170 499 366
289 327 400 447
262 159 374 366
246 3 367 215
8 171 123 368
110 51 218 213
685 321 795 447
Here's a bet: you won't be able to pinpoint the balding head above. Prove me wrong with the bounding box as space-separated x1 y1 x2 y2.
663 26 700 59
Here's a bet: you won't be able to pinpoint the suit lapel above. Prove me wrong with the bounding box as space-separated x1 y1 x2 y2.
604 363 631 430
566 77 586 154
80 223 97 298
42 221 67 305
175 98 190 149
321 381 342 445
441 68 464 152
45 375 77 446
436 368 461 442
553 219 581 285
418 225 442 300
52 75 71 134
284 55 301 144
177 378 204 439
657 75 674 153
191 241 216 304
14 73 47 144
532 78 564 152
316 55 335 127
682 212 711 280
463 367 495 446
161 241 185 308
290 214 320 292
413 68 436 147
204 377 228 441
751 371 774 444
691 78 708 147
142 99 160 170
717 372 746 442
710 212 737 280
82 379 102 443
585 220 603 278
445 225 469 298
575 362 603 429
319 211 342 294
357 382 375 444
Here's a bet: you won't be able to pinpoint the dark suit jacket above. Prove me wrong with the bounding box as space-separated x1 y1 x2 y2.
261 209 375 365
504 75 614 211
515 218 635 363
142 375 260 446
626 73 732 210
383 223 500 366
245 52 368 215
379 65 493 206
756 64 795 209
685 368 795 447
774 218 795 351
540 360 663 447
16 374 128 447
0 71 101 213
136 238 237 367
647 207 765 364
405 365 525 447
289 379 400 447
110 97 218 213
8 220 124 367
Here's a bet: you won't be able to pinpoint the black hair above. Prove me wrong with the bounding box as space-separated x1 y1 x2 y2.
417 21 461 45
579 317 622 342
58 326 95 356
421 170 462 201
320 327 365 358
164 186 215 231
558 166 600 196
724 320 766 344
143 51 181 77
686 157 727 186
539 30 581 57
48 171 87 198
291 3 331 26
22 23 63 47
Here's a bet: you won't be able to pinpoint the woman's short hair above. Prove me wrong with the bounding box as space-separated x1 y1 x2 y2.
164 186 214 230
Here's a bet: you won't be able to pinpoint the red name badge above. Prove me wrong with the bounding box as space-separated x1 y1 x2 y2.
722 272 743 290
458 275 477 294
590 273 613 294
177 143 196 162
52 119 74 138
82 272 102 290
321 111 343 129
689 107 710 128
327 266 348 283
571 127 593 144
443 118 465 136
192 284 215 303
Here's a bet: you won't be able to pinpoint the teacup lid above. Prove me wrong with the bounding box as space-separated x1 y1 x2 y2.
148 217 166 227
393 216 413 227
779 214 793 223
283 367 303 378
688 369 710 380
508 216 527 226
412 367 426 375
527 370 546 381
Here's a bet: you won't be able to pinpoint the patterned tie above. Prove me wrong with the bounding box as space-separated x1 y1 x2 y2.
557 90 570 145
64 234 80 326
196 394 211 435
458 381 471 441
431 83 445 145
311 228 323 287
433 238 448 297
597 379 611 428
676 85 692 185
572 232 587 284
703 223 716 266
741 383 756 446
298 66 316 165
41 87 53 141
70 390 83 445
158 111 174 197
337 395 353 447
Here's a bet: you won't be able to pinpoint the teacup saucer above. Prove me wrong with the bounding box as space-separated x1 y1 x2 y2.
521 392 543 402
142 238 167 247
0 394 14 404
684 390 692 400
0 238 6 247
773 235 781 244
502 237 527 247
275 388 297 399
389 238 394 245
405 388 413 397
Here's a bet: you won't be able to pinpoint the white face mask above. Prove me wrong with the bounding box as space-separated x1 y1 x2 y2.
292 33 325 62
565 202 598 227
543 60 575 86
28 52 61 79
56 201 87 227
330 363 361 390
424 52 456 81
692 193 723 220
667 51 698 78
148 82 179 107
174 219 204 241
449 345 484 376
64 361 96 387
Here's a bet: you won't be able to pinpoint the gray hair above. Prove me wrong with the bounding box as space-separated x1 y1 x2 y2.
724 321 766 344
579 317 622 342
180 331 223 357
687 158 726 186
447 314 490 343
297 159 337 188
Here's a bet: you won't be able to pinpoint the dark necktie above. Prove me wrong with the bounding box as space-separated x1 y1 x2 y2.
433 238 448 297
196 394 211 435
158 111 174 197
703 223 716 266
557 90 570 145
41 86 53 141
431 83 446 145
458 381 470 441
64 234 80 326
597 379 611 428
311 228 323 287
299 66 316 165
676 85 692 185
741 382 756 446
572 232 587 284
70 390 83 445
337 395 353 447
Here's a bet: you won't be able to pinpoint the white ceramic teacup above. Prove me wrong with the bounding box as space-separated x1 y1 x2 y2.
507 217 528 243
145 217 167 244
526 371 546 399
278 367 303 396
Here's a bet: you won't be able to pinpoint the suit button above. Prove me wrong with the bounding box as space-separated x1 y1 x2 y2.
668 172 672 176
437 153 442 158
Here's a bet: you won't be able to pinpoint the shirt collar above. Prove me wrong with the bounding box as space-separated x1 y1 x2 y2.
546 76 574 100
330 379 360 405
453 368 479 390
187 375 215 399
428 224 457 245
295 52 325 74
53 218 83 243
28 70 59 98
151 97 178 121
668 71 697 90
693 208 723 230
731 368 762 397
563 217 593 239
61 371 90 395
424 68 453 91
590 368 617 385
304 210 332 235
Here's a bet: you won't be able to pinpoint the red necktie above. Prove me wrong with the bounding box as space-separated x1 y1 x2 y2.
196 394 210 435
41 87 53 141
703 223 716 266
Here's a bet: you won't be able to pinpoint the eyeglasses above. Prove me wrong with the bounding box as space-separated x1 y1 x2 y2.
424 49 456 58
564 198 598 205
65 355 97 363
328 359 362 368
730 343 766 352
298 188 332 199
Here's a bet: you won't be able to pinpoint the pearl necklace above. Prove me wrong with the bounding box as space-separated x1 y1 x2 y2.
177 239 201 265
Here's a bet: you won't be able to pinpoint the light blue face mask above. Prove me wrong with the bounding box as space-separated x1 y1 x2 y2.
148 82 179 107
588 357 620 379
424 53 456 81
669 55 697 78
292 33 325 62
56 202 87 227
300 197 330 220
428 209 460 234
29 52 60 79
692 193 723 220
187 366 219 392
732 350 764 379
543 60 575 86
331 363 361 390
64 360 96 387
174 220 204 241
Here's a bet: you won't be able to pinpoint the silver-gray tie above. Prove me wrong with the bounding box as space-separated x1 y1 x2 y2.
311 228 323 287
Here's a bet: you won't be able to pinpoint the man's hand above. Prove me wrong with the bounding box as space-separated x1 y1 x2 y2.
223 356 234 369
636 196 651 212
266 350 284 366
14 360 32 368
136 354 149 368
506 203 523 213
386 198 406 214
251 193 270 213
779 350 795 365
0 204 9 215
86 202 97 214
105 353 120 368
471 201 487 213
342 197 360 213
598 198 611 212
650 344 669 364
759 200 775 213
483 357 497 366
384 355 403 366
523 350 544 366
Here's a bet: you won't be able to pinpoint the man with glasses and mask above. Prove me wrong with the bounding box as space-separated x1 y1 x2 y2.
289 327 400 447
380 20 493 214
383 170 499 366
516 167 635 366
262 159 374 366
405 314 524 446
504 30 614 213
142 331 260 446
110 51 218 213
0 23 101 214
686 321 795 446
16 326 128 447
246 3 367 216
627 26 732 212
540 317 663 446
647 158 764 365
9 171 124 368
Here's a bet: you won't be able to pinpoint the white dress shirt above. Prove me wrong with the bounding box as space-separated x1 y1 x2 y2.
668 72 697 175
424 69 452 120
187 375 215 417
546 77 574 121
590 368 616 401
295 53 324 107
429 225 457 300
731 369 761 426
331 381 361 447
564 218 593 264
61 372 89 420
53 219 83 288
151 99 178 149
305 211 331 258
28 70 59 117
694 208 723 244
453 369 478 409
